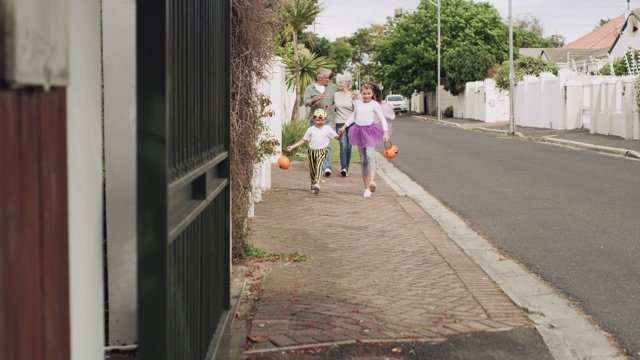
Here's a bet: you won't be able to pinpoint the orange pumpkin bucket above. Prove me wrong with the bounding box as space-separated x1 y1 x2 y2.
277 155 291 170
383 141 399 159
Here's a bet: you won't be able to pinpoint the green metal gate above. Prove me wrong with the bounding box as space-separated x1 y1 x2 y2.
136 1 231 359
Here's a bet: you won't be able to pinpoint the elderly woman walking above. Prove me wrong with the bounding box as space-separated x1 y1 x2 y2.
333 73 358 177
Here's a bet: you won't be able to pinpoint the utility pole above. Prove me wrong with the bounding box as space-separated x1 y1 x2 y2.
429 0 441 121
508 0 516 135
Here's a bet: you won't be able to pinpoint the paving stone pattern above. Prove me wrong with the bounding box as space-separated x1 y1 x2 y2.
245 162 530 352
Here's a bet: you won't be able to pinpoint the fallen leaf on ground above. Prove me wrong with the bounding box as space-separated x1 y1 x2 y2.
247 335 269 343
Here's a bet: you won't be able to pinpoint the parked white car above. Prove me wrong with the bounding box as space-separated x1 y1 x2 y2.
384 94 407 114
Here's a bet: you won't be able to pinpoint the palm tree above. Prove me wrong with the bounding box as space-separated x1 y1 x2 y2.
280 0 324 123
282 47 335 98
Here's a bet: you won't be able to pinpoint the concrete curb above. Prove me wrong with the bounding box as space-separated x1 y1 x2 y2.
543 137 640 160
417 115 640 160
426 117 525 137
375 152 627 360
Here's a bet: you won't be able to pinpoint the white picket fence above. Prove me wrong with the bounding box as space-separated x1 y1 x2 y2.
456 69 640 140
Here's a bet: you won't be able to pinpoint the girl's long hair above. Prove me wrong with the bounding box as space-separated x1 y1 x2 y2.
361 82 383 104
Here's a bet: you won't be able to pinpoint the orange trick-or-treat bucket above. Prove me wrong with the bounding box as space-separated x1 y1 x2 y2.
277 155 291 170
384 142 399 159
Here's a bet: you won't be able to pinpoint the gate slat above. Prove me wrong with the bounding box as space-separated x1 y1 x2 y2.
137 0 231 358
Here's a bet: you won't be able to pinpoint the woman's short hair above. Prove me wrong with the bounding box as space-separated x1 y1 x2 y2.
339 73 352 83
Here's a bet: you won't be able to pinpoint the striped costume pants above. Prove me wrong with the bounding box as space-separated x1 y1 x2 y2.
307 148 328 185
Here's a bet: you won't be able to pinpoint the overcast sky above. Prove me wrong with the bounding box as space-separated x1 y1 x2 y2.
313 0 637 45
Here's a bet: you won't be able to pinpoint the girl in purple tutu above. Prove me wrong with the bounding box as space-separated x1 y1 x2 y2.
338 82 390 198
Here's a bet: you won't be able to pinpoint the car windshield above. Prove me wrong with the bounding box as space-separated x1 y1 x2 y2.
387 96 403 102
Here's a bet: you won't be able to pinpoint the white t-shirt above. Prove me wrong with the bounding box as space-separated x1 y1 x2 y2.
303 125 338 150
344 100 389 131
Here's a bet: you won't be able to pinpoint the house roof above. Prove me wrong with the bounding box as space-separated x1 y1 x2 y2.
541 48 608 63
564 9 638 49
574 47 610 62
519 48 544 58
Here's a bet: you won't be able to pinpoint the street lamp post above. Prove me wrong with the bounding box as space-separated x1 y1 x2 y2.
429 0 441 121
508 0 516 134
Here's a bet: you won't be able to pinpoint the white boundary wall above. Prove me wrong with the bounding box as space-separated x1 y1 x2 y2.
68 0 105 358
457 70 640 140
103 0 138 346
456 79 509 122
250 57 295 218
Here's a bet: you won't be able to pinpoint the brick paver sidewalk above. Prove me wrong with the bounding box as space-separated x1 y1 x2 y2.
242 161 530 354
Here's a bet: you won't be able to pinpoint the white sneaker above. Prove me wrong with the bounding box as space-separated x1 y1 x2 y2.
341 169 348 177
363 189 372 198
312 184 320 194
369 181 377 192
324 169 332 177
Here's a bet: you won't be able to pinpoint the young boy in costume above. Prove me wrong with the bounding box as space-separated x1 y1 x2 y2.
286 108 342 194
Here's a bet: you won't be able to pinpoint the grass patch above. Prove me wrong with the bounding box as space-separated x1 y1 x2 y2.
331 137 361 164
244 243 310 262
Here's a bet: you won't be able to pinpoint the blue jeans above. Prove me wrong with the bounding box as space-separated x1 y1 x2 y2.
310 120 333 171
336 123 352 171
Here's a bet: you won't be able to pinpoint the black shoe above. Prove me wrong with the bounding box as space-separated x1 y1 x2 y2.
341 169 347 177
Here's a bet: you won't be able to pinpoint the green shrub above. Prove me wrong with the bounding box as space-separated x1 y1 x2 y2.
443 105 454 118
494 57 559 91
429 108 438 116
282 120 309 155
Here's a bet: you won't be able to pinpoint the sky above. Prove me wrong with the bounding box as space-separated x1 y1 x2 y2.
313 0 637 45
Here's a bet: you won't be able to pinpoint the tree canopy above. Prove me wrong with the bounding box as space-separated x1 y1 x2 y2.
374 0 508 97
513 27 552 48
493 56 559 91
279 0 324 122
329 39 352 75
442 45 495 96
513 13 544 37
301 32 331 58
547 33 566 48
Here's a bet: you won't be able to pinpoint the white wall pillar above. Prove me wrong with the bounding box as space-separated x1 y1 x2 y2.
103 0 137 345
590 79 603 134
484 79 496 122
523 75 541 127
67 0 105 358
456 91 466 118
467 82 476 119
540 73 561 129
565 80 583 130
603 78 617 135
475 81 486 122
621 76 637 139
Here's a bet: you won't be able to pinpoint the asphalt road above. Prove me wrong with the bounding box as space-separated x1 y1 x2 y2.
383 115 640 359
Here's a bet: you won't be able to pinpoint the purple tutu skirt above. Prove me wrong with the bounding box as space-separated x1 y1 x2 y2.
348 123 392 148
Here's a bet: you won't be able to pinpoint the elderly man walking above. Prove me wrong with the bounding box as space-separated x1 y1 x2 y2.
303 67 339 177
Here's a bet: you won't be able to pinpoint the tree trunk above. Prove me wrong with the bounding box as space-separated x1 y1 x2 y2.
291 31 301 123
